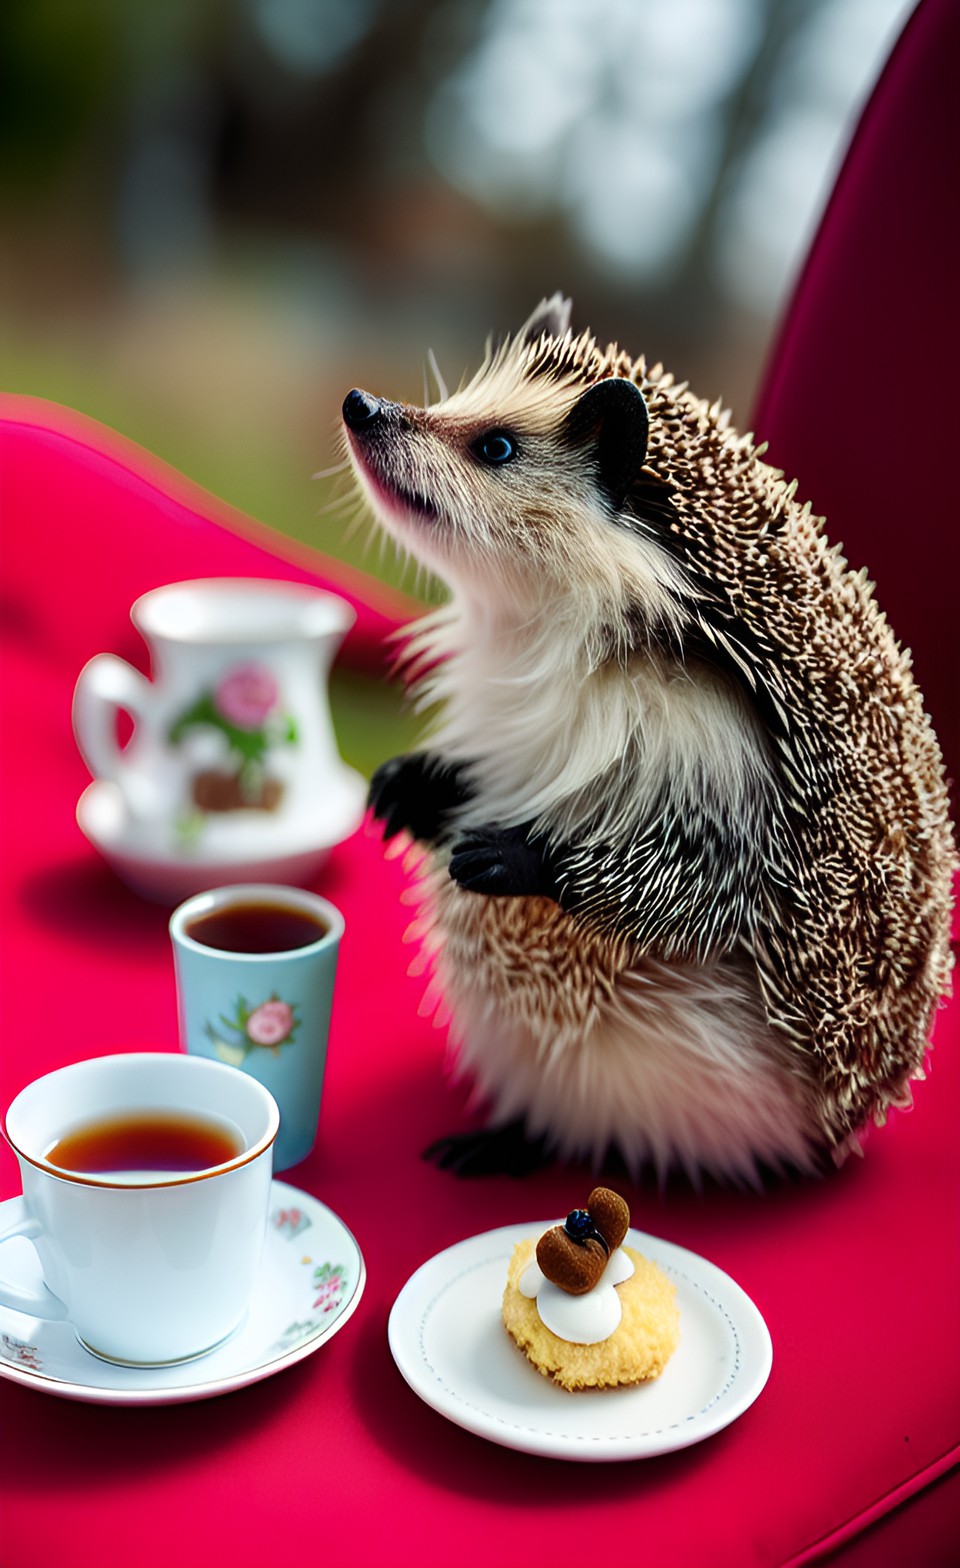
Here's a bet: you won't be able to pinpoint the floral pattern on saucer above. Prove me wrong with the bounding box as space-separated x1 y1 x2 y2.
311 1262 347 1313
1 1333 42 1371
271 1320 323 1355
273 1206 312 1240
267 1205 350 1353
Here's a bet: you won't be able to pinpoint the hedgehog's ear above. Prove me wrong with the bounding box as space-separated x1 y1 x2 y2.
562 378 649 512
519 294 572 345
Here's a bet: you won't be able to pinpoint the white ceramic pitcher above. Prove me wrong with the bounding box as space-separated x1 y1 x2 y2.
73 579 355 850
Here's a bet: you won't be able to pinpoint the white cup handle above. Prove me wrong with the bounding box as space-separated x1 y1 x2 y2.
0 1196 70 1320
73 654 160 814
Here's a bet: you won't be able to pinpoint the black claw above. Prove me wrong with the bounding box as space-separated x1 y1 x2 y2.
368 752 474 845
448 843 511 893
423 1120 554 1177
367 757 406 839
449 824 560 900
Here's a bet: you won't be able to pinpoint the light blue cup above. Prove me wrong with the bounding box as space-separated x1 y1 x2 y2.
169 884 343 1172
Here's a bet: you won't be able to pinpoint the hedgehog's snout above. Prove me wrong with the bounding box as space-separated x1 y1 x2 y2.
342 388 383 432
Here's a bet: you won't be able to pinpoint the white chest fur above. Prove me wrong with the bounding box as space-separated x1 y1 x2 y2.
417 590 775 847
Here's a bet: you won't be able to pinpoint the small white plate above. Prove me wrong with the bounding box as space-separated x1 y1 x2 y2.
388 1222 772 1462
0 1181 365 1405
77 768 367 905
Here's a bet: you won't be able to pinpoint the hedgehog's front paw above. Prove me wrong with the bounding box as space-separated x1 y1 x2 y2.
368 752 472 843
449 823 560 899
368 755 419 840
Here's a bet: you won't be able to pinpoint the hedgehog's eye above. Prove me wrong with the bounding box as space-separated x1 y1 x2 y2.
472 429 518 466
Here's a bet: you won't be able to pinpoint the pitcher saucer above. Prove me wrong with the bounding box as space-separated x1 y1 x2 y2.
77 769 366 904
0 1180 365 1405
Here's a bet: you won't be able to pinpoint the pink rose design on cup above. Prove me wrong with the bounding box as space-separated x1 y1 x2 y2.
204 992 301 1063
214 665 280 730
246 999 295 1047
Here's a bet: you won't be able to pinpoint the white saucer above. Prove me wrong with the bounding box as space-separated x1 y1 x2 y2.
0 1181 365 1405
388 1222 772 1463
77 768 367 904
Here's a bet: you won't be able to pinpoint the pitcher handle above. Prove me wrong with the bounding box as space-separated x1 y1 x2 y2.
73 654 157 799
0 1196 70 1320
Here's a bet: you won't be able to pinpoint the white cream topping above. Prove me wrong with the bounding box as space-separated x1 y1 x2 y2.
605 1248 635 1287
518 1246 635 1345
518 1258 546 1298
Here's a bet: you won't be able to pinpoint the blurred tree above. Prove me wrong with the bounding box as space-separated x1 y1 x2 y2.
0 0 915 458
1 0 912 350
0 0 120 199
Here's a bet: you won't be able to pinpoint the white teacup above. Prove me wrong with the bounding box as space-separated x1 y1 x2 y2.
72 579 355 838
0 1053 279 1366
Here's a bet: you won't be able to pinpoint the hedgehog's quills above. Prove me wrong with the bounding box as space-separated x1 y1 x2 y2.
342 295 957 1185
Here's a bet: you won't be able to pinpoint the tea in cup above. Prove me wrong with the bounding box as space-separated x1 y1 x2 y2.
0 1053 279 1365
170 885 343 1172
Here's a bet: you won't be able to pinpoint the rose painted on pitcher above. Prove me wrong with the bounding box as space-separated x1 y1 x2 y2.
168 663 297 826
214 664 280 730
246 999 295 1047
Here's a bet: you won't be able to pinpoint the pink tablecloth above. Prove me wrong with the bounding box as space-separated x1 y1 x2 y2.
1 391 957 1568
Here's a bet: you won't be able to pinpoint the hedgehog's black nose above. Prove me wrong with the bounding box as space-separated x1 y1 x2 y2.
342 388 382 431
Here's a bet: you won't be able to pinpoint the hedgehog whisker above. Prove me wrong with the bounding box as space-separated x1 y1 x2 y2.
427 347 449 403
311 459 350 480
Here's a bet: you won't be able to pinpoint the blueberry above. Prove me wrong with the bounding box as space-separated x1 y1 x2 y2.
564 1209 593 1242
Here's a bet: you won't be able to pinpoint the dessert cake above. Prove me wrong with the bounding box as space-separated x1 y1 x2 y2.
501 1187 680 1391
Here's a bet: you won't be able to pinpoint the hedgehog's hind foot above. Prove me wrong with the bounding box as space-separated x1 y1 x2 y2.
423 1118 554 1177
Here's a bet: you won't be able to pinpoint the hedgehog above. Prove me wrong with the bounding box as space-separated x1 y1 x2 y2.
340 294 956 1184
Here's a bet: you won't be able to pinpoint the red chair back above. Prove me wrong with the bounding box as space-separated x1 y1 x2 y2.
752 0 960 792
